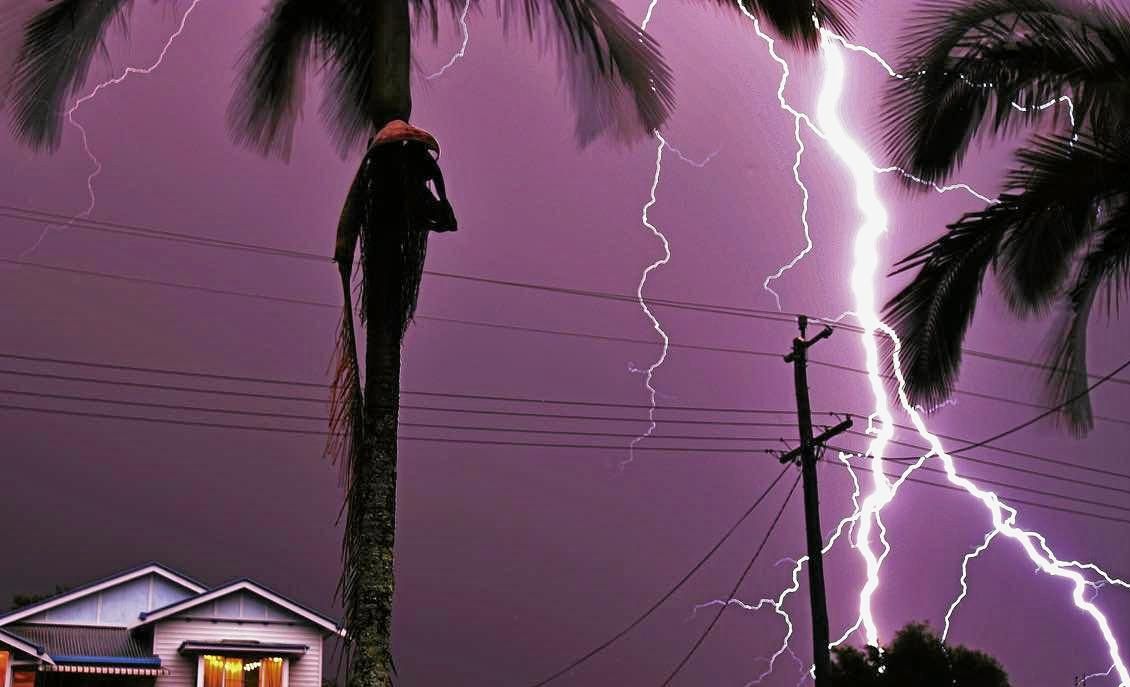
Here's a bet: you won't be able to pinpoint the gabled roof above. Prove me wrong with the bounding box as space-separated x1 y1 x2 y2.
6 625 157 665
131 580 340 635
0 626 55 664
0 563 206 627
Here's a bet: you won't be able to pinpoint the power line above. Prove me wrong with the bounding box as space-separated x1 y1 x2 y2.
883 357 1130 460
8 380 1128 504
0 351 830 415
837 435 1129 513
0 388 795 443
0 369 809 426
845 430 1130 498
1 396 1126 523
7 345 1130 482
4 256 1128 426
876 422 1130 479
659 473 802 686
823 450 1130 527
0 401 786 453
812 359 1130 429
524 464 794 687
5 358 1129 483
1 254 1122 425
0 208 327 262
4 206 1127 385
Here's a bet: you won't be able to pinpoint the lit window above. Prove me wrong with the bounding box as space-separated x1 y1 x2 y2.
11 668 33 687
202 656 284 687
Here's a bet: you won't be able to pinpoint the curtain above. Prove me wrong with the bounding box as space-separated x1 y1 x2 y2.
203 656 224 687
224 658 244 687
260 659 283 687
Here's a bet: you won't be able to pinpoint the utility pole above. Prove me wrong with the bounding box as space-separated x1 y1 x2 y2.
780 315 852 686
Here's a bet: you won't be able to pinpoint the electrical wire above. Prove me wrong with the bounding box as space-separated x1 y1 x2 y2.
524 464 794 687
824 449 1130 526
3 206 1126 385
659 473 802 686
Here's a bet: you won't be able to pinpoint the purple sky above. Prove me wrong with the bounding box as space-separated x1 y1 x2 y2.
3 1 1130 685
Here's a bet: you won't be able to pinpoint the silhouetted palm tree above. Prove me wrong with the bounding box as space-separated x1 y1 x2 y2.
2 1 851 685
880 0 1130 434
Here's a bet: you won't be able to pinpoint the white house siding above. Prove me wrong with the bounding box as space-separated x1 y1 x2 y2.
152 619 324 687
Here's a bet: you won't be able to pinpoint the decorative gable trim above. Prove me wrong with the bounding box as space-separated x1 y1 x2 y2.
0 565 205 627
131 582 339 635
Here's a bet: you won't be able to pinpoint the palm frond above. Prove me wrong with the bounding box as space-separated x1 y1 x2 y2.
691 0 855 47
326 156 368 488
228 0 358 158
994 133 1121 313
1045 202 1130 434
881 0 1130 186
0 1 41 105
495 0 674 144
328 152 373 680
5 0 132 151
883 198 1021 409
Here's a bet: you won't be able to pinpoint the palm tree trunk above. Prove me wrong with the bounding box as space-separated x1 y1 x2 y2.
370 0 412 129
347 3 413 687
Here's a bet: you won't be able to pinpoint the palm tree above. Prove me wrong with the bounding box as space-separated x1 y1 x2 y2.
879 0 1130 434
2 1 851 685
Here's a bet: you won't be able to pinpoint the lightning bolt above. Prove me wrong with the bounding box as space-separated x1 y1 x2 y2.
692 449 926 684
426 0 472 80
1086 665 1119 684
941 528 1001 642
19 0 205 258
760 28 1076 310
623 5 716 466
817 31 1130 684
687 7 1129 684
625 132 672 467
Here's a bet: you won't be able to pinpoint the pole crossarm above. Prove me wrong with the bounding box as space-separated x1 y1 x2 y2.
779 417 853 464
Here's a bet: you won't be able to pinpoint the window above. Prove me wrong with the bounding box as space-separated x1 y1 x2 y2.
11 668 33 687
201 657 284 687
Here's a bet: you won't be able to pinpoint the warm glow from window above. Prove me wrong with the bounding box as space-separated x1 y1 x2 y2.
11 668 33 687
202 656 284 687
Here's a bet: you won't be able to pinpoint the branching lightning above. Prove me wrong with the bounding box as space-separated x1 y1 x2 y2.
759 28 1076 310
625 132 673 467
20 0 205 258
817 30 1130 684
941 528 1001 642
623 5 717 466
683 6 1130 684
1086 665 1119 684
426 0 472 80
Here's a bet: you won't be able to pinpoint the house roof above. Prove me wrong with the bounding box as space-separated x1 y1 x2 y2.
132 580 341 635
0 627 54 664
4 625 158 665
0 563 206 627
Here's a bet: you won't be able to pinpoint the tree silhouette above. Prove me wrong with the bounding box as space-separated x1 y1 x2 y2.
829 623 1010 687
879 0 1130 434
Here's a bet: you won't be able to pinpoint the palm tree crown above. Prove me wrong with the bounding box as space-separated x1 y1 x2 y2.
880 0 1130 433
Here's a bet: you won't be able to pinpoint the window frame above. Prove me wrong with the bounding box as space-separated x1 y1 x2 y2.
194 655 289 687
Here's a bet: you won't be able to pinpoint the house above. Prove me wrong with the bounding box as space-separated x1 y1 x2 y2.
0 564 341 687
